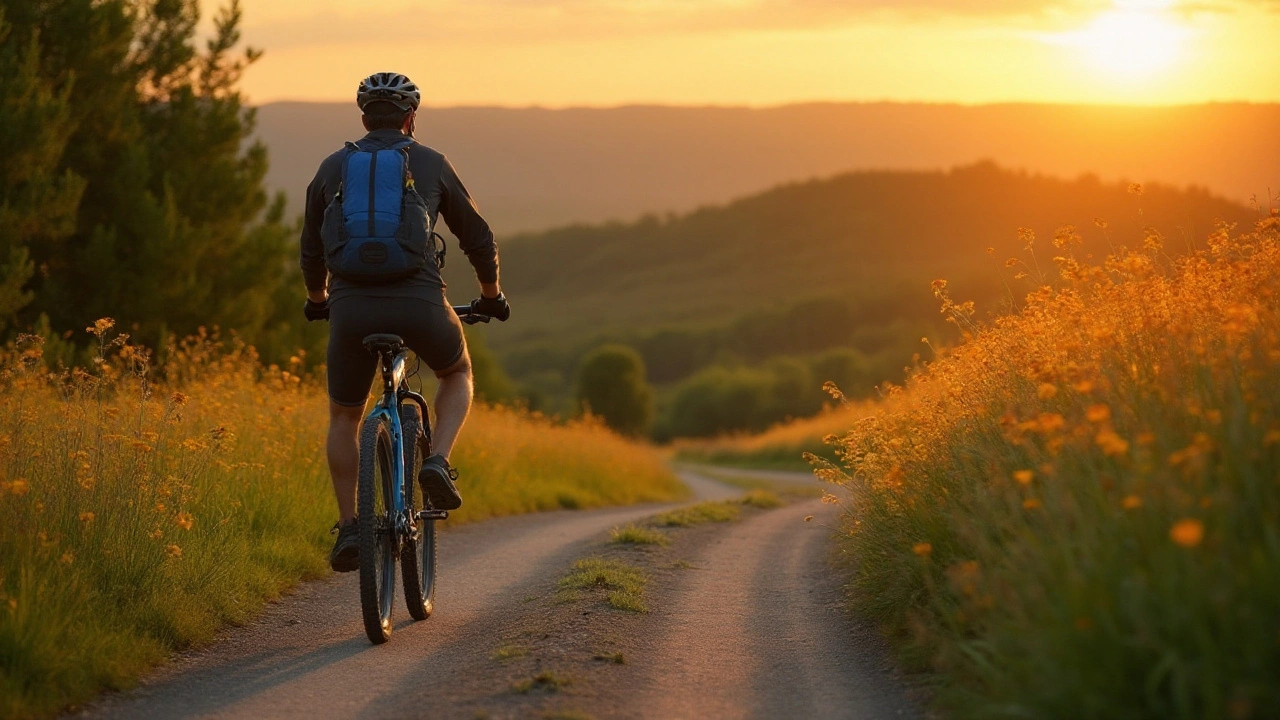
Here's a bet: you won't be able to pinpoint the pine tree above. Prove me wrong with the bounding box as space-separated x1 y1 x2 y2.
0 7 86 333
0 0 294 349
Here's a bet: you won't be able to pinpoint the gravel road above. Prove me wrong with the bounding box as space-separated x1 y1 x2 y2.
70 469 920 720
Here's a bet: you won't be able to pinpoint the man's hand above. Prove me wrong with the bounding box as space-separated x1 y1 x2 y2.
304 298 330 322
471 292 510 321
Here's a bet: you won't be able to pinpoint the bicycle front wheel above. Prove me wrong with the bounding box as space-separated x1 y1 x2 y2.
400 403 436 621
358 415 397 644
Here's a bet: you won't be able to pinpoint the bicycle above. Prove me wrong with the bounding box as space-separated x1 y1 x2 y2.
356 305 492 644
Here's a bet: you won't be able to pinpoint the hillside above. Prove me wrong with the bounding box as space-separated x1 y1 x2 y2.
447 163 1257 417
257 102 1280 233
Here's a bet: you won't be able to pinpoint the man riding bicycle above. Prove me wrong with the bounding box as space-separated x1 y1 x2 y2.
299 72 510 572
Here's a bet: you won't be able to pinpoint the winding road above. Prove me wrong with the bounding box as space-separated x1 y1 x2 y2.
71 470 921 720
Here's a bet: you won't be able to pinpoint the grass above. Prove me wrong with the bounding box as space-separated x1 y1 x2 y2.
511 670 572 694
490 644 529 662
824 215 1280 718
652 501 740 527
592 651 626 664
0 326 685 719
557 557 649 612
739 489 783 509
671 404 870 470
608 523 669 546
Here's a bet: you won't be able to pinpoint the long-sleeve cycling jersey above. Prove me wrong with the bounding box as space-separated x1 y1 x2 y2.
299 128 499 302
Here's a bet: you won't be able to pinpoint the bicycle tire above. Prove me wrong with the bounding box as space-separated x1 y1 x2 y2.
400 403 437 621
358 415 397 644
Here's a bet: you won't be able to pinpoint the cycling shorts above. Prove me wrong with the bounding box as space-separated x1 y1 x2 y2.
326 294 466 407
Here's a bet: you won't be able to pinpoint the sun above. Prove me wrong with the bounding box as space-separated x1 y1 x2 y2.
1053 1 1190 78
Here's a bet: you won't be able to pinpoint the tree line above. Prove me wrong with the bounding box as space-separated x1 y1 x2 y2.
0 0 321 363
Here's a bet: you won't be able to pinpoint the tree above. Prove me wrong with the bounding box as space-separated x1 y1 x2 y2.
0 8 86 333
0 0 295 351
576 344 653 437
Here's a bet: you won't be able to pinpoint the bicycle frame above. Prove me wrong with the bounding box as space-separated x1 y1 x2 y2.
367 349 433 543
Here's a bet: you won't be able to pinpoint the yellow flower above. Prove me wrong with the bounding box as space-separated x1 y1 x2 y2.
1121 495 1142 510
912 542 932 557
149 528 164 540
78 512 95 524
1095 429 1130 457
87 317 115 335
176 512 195 531
6 479 29 496
1023 498 1042 510
1013 470 1035 486
166 544 183 558
1037 383 1058 400
1085 404 1112 423
1170 519 1204 548
59 551 75 565
170 392 188 406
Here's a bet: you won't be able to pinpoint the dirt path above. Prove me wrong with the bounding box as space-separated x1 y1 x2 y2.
70 469 920 720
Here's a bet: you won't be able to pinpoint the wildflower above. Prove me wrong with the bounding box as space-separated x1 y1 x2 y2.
1073 380 1095 394
1023 498 1042 510
1264 429 1280 446
1121 495 1142 510
78 512 95 524
1128 183 1144 196
6 479 29 496
87 317 115 336
166 544 183 558
59 551 75 565
1085 404 1112 423
131 441 153 453
1013 470 1034 486
1093 217 1108 229
149 528 163 540
1095 430 1130 457
912 542 932 557
176 512 194 531
1037 383 1058 400
170 392 188 406
1170 519 1204 547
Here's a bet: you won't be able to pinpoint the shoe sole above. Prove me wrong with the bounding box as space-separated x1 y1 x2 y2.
331 547 359 572
419 467 463 511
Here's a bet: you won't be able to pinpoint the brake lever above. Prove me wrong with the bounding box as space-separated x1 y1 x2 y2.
459 314 492 325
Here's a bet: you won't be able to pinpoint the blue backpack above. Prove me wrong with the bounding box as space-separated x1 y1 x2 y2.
320 137 443 284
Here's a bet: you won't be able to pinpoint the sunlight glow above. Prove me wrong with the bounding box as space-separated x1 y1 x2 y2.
1051 5 1190 78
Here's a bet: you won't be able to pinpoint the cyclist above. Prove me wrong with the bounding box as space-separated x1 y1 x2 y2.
299 72 511 572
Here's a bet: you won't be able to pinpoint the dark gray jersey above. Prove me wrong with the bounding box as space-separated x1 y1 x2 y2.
300 128 499 301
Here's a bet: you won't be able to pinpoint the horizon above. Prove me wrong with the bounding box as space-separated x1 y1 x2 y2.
230 0 1280 108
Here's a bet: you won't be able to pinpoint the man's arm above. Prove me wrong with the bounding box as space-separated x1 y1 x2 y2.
437 156 500 297
300 161 335 302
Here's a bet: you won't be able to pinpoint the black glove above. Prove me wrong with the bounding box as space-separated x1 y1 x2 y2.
304 298 330 322
471 292 510 322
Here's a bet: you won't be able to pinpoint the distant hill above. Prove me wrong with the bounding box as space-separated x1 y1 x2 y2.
257 102 1280 233
443 162 1258 406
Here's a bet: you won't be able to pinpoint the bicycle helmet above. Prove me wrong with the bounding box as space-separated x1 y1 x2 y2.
356 72 421 112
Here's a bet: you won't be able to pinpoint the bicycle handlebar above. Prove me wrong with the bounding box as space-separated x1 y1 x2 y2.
453 305 492 325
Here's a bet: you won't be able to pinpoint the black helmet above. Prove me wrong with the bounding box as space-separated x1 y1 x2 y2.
357 72 421 112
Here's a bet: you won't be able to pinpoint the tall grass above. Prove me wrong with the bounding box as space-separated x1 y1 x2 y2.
825 213 1280 718
0 325 684 719
672 402 871 469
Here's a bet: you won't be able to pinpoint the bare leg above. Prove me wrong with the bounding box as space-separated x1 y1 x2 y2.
327 402 365 523
431 351 473 460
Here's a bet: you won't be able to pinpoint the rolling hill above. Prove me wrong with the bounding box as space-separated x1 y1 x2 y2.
257 102 1280 233
444 162 1258 410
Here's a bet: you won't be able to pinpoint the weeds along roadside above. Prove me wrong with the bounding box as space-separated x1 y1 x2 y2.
0 325 684 720
825 214 1280 718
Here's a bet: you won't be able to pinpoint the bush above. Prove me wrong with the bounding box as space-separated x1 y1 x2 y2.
826 216 1280 718
575 344 654 437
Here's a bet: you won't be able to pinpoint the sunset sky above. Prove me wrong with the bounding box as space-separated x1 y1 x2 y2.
232 0 1280 107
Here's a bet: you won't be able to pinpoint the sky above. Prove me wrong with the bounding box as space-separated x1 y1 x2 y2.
230 0 1280 107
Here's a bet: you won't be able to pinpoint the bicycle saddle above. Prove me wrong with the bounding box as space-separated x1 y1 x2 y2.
362 334 405 355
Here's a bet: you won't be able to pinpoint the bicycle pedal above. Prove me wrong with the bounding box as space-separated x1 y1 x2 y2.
418 509 449 521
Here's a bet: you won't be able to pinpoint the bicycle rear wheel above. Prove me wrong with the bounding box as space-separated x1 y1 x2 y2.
358 416 397 644
400 404 437 621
